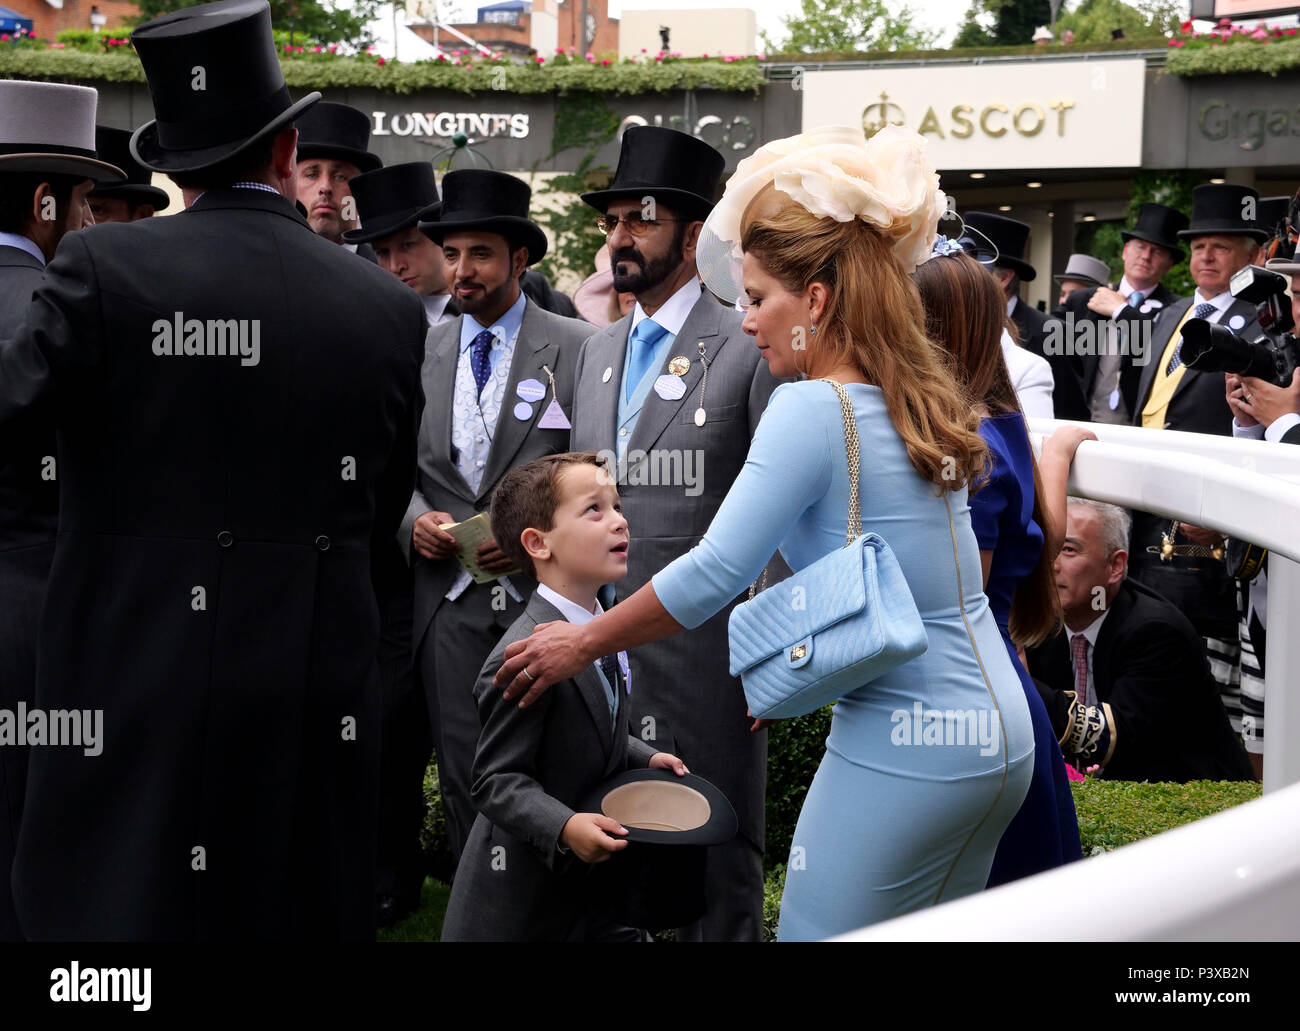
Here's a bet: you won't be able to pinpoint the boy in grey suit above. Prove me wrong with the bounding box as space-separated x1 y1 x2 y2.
572 125 782 940
441 452 686 941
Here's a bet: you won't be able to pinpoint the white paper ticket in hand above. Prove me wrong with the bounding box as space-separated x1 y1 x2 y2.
440 511 522 584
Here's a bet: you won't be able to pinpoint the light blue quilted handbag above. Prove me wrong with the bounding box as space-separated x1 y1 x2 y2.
727 380 929 719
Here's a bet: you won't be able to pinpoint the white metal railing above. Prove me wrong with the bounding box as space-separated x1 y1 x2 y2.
1027 420 1300 793
834 425 1300 941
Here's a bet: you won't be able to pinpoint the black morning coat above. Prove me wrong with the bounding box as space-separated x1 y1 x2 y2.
0 241 58 938
0 188 426 941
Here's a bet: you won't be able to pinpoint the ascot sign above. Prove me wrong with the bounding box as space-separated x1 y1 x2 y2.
800 58 1146 169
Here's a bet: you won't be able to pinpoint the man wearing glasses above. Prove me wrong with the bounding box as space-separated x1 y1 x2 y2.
570 126 783 941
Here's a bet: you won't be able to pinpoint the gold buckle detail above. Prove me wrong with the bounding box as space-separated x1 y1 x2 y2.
790 644 807 661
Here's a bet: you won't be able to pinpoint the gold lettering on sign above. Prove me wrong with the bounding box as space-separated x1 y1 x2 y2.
950 104 975 139
980 104 1009 137
1049 99 1075 136
917 106 944 137
1013 102 1045 136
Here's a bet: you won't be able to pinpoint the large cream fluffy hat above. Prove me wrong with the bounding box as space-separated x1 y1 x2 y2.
695 124 946 305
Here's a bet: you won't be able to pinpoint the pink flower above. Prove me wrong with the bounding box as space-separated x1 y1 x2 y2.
723 55 733 62
757 53 766 60
377 56 386 65
641 47 646 52
3 34 13 41
654 54 663 62
671 50 682 57
585 51 594 60
555 46 564 53
535 55 544 63
601 58 611 65
1290 27 1298 34
51 42 65 48
452 57 461 65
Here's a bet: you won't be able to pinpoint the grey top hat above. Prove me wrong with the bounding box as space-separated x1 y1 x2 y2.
0 81 125 183
1052 253 1111 288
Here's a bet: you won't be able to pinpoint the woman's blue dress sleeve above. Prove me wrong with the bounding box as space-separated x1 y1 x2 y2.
651 383 834 629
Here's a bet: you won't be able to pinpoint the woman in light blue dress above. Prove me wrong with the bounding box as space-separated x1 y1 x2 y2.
494 126 1035 939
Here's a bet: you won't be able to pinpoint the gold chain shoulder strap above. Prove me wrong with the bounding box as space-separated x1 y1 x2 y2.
822 378 863 546
747 379 863 600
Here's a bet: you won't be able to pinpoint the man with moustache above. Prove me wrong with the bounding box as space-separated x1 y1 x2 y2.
89 126 171 223
345 162 456 328
567 126 782 941
0 79 124 941
401 169 591 864
1129 183 1266 741
294 101 382 262
0 0 425 940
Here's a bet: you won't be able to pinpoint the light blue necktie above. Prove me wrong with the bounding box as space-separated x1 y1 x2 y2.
625 318 669 404
1167 301 1217 375
1128 290 1145 309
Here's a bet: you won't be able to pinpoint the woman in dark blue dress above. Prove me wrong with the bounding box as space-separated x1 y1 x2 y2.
915 250 1092 883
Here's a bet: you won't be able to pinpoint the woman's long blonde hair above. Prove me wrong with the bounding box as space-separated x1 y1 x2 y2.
741 204 988 493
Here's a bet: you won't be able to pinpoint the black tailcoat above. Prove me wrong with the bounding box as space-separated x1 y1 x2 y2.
0 189 425 941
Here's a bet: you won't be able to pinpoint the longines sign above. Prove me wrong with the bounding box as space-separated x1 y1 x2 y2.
371 111 531 139
801 59 1145 170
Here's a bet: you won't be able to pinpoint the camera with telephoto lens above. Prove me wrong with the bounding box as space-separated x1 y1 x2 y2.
1179 264 1300 387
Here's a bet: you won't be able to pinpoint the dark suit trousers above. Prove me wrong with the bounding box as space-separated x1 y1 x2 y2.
375 580 430 904
418 580 525 867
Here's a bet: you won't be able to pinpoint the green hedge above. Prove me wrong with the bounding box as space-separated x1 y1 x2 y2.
1166 36 1300 77
0 48 765 95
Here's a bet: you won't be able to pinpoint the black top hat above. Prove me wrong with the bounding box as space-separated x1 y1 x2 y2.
90 126 171 211
580 768 737 931
295 101 381 174
1121 202 1187 262
421 169 547 265
581 125 725 223
1255 195 1291 240
341 162 441 244
129 0 320 174
960 211 1037 281
1178 183 1269 242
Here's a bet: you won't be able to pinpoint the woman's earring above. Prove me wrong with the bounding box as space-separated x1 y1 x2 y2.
809 323 816 335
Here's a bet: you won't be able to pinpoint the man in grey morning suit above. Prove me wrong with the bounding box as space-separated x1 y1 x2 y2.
572 126 782 940
400 169 592 864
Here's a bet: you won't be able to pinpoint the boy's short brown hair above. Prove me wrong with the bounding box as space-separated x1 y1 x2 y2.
490 451 610 579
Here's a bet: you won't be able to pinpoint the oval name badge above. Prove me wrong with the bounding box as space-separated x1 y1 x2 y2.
653 374 686 401
516 378 546 403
